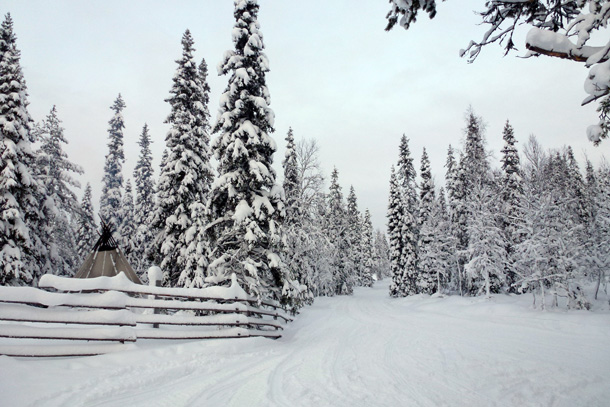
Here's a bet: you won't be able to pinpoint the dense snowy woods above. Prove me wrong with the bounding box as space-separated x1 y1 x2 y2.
388 108 610 309
0 3 390 311
0 0 607 315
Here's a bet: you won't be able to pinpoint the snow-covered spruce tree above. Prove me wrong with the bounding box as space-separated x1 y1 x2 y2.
34 105 84 276
150 30 213 287
443 145 462 291
416 148 437 293
326 168 354 295
75 183 97 262
118 180 136 264
418 148 434 226
99 94 126 230
565 146 589 224
346 186 364 286
131 124 155 275
207 0 303 308
0 14 51 285
388 166 406 296
281 128 315 302
283 127 301 225
389 135 418 297
360 209 375 287
499 120 523 291
462 108 490 189
464 183 507 297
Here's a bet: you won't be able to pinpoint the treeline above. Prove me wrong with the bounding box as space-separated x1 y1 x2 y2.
0 5 390 311
388 108 609 309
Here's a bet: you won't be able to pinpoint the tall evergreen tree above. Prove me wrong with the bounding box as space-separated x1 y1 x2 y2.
132 124 155 274
100 94 126 230
360 209 375 287
418 147 435 225
0 14 50 285
326 168 353 295
207 0 302 307
389 135 418 297
283 127 301 225
35 106 83 276
75 183 97 262
346 186 364 286
150 30 213 286
499 120 523 291
118 180 136 264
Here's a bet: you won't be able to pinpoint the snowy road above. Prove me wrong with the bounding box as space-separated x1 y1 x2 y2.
1 281 609 406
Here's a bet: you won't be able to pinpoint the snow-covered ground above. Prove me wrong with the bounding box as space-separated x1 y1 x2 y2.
1 281 609 407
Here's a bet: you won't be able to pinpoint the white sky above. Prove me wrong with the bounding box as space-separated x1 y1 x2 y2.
3 0 608 231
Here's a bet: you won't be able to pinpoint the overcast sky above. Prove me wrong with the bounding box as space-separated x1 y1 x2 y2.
3 1 607 230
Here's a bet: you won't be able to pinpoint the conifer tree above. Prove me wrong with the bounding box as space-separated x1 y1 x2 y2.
346 186 364 286
283 127 301 226
132 124 155 274
327 168 353 295
462 108 489 189
388 166 405 296
389 135 418 297
207 0 303 307
151 30 213 286
499 120 522 291
75 183 97 262
0 14 50 285
35 106 83 276
119 180 136 263
100 94 126 230
418 148 435 225
360 209 375 287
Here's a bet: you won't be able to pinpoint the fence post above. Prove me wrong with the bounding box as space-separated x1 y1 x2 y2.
148 266 163 329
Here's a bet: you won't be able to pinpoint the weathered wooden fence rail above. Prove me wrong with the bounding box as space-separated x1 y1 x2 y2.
0 272 291 357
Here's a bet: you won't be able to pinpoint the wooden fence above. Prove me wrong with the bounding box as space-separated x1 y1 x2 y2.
0 272 291 357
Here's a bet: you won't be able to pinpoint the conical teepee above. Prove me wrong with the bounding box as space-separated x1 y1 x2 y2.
75 220 142 284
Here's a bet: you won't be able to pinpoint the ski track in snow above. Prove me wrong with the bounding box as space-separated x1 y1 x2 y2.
1 281 609 407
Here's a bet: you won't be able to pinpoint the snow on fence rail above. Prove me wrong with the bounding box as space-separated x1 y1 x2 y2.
0 272 291 357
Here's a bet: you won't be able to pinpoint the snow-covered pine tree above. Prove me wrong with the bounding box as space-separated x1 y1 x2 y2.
388 166 406 296
34 105 83 276
462 108 490 190
418 147 435 226
416 148 437 293
565 146 589 224
281 128 314 302
0 14 50 285
131 124 155 275
326 168 354 295
150 30 213 287
207 0 303 308
283 127 301 225
499 120 523 291
118 180 136 264
75 183 97 262
99 94 126 230
389 135 418 297
346 186 364 286
360 209 375 287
